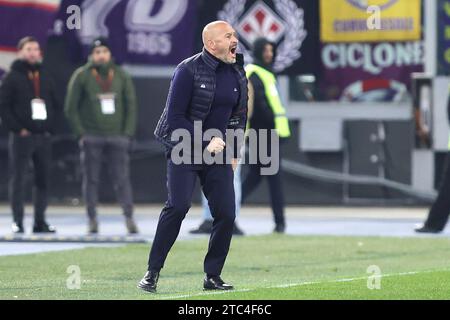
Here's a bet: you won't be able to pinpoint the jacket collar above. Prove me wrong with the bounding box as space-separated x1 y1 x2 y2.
11 59 41 73
201 47 221 70
201 47 245 71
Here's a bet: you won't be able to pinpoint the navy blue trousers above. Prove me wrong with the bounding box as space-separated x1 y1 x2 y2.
148 160 236 276
241 162 285 226
424 152 450 230
241 135 285 226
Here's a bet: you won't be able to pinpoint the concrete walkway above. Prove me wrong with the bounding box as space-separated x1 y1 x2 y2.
0 205 448 256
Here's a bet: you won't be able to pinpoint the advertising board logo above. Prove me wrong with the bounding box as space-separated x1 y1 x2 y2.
219 0 307 72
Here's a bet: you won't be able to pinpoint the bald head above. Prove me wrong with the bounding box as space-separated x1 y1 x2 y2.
202 21 230 45
202 20 238 64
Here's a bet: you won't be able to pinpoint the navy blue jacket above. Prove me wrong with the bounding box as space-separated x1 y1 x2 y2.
154 48 248 157
0 60 58 134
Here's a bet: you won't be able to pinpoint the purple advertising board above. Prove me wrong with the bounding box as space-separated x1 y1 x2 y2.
0 0 59 77
438 0 450 75
320 41 424 102
53 0 197 65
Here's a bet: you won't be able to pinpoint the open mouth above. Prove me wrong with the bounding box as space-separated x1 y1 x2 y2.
230 46 237 56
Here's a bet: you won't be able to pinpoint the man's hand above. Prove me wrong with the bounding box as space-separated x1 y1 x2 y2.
231 158 239 171
19 128 30 137
206 137 225 154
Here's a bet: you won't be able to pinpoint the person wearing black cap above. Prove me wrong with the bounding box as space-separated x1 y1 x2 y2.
65 37 138 234
0 36 58 234
241 37 291 233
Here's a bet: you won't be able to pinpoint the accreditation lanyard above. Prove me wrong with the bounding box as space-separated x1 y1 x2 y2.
28 71 40 98
28 70 47 120
92 68 116 115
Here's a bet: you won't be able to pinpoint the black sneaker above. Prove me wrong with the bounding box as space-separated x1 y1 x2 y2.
12 222 24 234
138 270 159 293
126 217 139 234
189 220 213 234
233 223 245 236
33 222 56 233
88 218 98 234
274 223 286 234
414 224 442 234
204 276 234 291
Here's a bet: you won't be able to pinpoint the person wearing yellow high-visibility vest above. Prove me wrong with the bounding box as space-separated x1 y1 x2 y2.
415 93 450 233
241 37 291 233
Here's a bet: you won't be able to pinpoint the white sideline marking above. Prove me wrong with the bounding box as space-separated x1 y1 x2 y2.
155 269 445 300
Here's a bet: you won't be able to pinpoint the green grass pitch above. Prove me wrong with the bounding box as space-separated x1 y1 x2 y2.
1 235 450 299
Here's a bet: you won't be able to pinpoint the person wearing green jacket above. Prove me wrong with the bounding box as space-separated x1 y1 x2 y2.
65 37 138 234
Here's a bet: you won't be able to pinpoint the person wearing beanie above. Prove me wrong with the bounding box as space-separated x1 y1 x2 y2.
0 36 58 234
64 37 139 235
241 37 291 233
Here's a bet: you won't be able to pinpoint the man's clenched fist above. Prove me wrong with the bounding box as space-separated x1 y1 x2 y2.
206 137 225 154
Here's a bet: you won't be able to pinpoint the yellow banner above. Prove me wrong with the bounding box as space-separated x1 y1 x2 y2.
320 0 421 43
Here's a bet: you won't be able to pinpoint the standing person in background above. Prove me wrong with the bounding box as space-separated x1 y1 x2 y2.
65 38 138 235
241 37 291 234
0 36 58 234
415 89 450 233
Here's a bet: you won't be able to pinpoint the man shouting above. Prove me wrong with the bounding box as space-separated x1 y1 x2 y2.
138 21 248 293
